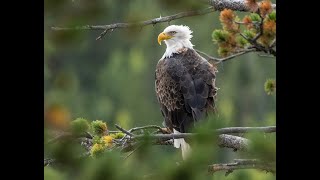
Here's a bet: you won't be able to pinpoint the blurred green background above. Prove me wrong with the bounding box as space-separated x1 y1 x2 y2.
44 0 276 179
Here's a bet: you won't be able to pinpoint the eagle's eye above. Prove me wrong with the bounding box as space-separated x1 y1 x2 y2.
169 31 177 35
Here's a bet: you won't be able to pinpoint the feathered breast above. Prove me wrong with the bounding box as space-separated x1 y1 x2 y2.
155 48 218 133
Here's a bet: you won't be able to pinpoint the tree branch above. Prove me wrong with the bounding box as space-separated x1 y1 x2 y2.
239 12 276 57
115 125 276 152
218 134 249 151
52 7 215 40
48 125 276 151
115 124 134 137
128 125 163 133
216 126 276 134
252 14 264 42
51 0 276 40
120 126 275 151
134 133 250 151
270 39 276 48
196 48 256 64
123 133 250 159
258 54 275 58
208 159 275 175
44 125 276 168
209 0 276 11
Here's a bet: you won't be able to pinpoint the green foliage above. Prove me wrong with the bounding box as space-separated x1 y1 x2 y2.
249 13 261 22
234 16 240 23
92 135 104 144
90 143 106 158
243 30 256 39
91 120 107 136
218 46 230 57
236 35 249 47
212 29 230 43
212 8 276 59
268 11 276 21
110 132 125 139
70 118 89 135
102 135 114 147
264 79 276 95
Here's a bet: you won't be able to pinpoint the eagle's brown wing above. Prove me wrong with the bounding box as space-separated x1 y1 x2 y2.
155 48 218 133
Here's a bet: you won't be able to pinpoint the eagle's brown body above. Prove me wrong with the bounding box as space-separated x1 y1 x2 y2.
155 48 218 133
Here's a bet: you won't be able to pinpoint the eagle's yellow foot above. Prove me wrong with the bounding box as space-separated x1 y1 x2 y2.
160 127 172 134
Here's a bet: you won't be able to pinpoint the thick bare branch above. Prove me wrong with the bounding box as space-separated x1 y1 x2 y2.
134 133 193 140
121 125 276 151
208 159 275 175
46 126 275 144
209 0 276 11
216 126 276 134
134 133 250 151
218 134 249 151
130 125 276 134
210 0 250 11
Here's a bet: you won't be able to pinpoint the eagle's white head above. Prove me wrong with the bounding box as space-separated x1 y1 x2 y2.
158 25 194 59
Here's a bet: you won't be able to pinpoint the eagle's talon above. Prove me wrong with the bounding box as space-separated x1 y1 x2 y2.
160 127 172 134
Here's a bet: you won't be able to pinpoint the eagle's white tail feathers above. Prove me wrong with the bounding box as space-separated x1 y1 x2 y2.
173 129 192 160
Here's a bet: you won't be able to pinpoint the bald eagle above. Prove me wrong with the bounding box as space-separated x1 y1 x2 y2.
155 25 218 160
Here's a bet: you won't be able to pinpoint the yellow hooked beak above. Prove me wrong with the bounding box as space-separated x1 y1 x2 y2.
158 32 172 45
